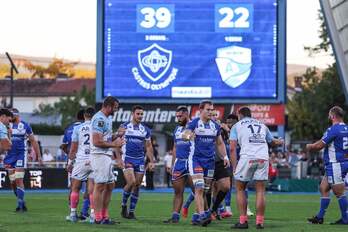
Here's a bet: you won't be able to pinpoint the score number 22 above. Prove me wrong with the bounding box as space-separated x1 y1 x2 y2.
215 4 253 32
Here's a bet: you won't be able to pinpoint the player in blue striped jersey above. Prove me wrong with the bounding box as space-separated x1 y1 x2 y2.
3 108 41 212
163 106 193 223
307 106 348 225
120 105 155 219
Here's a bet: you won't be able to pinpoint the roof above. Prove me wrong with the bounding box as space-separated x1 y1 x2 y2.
0 78 95 97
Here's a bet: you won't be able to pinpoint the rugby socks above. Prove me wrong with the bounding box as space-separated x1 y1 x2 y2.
256 215 264 225
16 187 25 208
81 198 90 216
316 197 330 219
205 191 212 208
70 191 79 211
89 193 94 211
101 208 109 220
122 191 131 206
192 213 200 222
212 191 228 212
129 193 139 212
183 191 195 209
225 189 232 207
245 189 249 200
172 212 180 221
95 211 103 222
239 215 248 224
338 195 348 222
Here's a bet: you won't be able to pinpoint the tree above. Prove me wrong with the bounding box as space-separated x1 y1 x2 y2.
287 11 348 140
19 58 78 78
35 86 96 128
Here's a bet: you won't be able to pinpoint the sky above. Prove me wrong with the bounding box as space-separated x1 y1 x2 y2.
0 0 334 68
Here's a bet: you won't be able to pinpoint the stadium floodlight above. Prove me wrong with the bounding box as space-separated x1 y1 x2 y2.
5 52 19 108
320 0 348 103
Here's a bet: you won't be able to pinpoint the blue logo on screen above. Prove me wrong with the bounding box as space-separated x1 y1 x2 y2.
138 43 172 82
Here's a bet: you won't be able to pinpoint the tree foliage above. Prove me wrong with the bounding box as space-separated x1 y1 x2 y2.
35 86 96 128
18 58 78 78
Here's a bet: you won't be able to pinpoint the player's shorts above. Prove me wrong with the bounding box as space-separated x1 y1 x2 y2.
188 156 215 179
3 152 25 169
234 157 269 182
172 158 189 181
90 154 115 184
123 156 145 174
71 160 93 182
325 161 348 185
213 160 231 181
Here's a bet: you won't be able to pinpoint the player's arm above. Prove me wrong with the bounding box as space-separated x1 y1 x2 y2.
306 140 326 152
171 143 176 172
0 128 11 152
216 135 229 167
230 140 238 172
28 134 42 163
92 132 124 148
114 147 124 169
265 127 284 147
145 139 155 170
182 129 195 141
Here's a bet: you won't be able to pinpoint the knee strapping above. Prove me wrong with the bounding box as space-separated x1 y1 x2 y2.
193 179 204 189
9 173 16 182
15 172 25 179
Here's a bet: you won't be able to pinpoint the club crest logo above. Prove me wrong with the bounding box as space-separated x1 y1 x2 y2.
215 46 252 88
132 43 178 91
138 43 172 82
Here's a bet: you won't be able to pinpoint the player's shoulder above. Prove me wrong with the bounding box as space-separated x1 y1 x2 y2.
122 121 131 128
0 122 6 131
20 120 31 128
189 117 200 125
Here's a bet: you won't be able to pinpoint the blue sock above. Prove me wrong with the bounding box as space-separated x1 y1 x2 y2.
172 212 180 221
338 196 348 222
225 189 231 207
129 193 139 212
204 209 211 218
122 191 131 206
16 187 25 208
218 204 225 213
192 213 200 222
183 192 195 209
316 197 330 219
81 198 90 216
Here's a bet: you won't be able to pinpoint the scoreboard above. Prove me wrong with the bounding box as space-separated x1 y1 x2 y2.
96 0 286 103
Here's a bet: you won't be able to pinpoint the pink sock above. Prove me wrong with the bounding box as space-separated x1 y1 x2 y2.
256 215 264 224
89 193 94 210
70 191 79 209
240 215 248 224
102 208 109 219
95 211 103 222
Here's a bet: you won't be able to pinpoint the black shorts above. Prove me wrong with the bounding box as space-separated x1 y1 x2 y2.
213 160 231 181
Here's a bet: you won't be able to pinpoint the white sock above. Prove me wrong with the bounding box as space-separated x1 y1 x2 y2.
225 206 231 212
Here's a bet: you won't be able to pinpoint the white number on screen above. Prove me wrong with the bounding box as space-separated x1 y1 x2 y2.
140 7 171 29
219 7 250 28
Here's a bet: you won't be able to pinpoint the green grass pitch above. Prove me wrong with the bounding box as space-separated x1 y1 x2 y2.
0 192 346 232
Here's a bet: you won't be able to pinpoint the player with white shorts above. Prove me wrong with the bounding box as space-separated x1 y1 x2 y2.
230 107 282 229
67 107 95 222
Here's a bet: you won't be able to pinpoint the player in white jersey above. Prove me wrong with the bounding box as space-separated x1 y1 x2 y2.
230 107 283 229
0 108 12 154
67 107 95 222
90 97 125 225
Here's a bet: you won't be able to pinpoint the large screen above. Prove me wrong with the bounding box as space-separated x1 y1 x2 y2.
97 0 286 103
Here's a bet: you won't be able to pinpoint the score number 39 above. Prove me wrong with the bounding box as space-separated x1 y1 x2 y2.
140 7 172 29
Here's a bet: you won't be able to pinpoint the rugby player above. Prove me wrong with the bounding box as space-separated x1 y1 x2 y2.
120 105 155 219
163 106 193 223
306 106 348 225
3 108 41 212
182 100 229 226
230 107 283 229
90 96 125 224
0 108 12 155
67 107 95 222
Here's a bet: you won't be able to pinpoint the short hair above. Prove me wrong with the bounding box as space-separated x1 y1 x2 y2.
0 108 13 117
132 105 144 113
76 109 85 121
238 107 252 118
330 106 344 118
103 96 119 108
11 108 19 115
84 107 95 118
227 113 238 120
176 106 188 113
199 100 213 109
